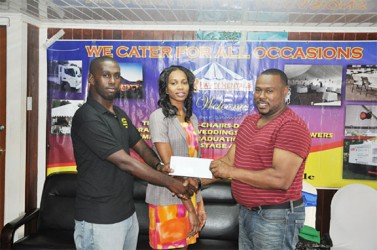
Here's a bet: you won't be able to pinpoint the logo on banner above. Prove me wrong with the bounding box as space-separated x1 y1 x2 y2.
192 62 254 121
193 62 252 92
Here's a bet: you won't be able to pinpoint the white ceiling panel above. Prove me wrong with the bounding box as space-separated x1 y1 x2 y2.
0 0 376 30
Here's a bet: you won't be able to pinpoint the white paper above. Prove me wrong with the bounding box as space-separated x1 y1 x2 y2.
169 156 213 179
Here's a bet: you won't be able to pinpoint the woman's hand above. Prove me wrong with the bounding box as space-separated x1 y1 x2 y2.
187 210 200 238
197 200 206 230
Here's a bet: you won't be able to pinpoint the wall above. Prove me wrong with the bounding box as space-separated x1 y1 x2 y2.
0 17 376 236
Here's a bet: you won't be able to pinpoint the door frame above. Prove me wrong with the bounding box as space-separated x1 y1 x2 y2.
0 25 7 229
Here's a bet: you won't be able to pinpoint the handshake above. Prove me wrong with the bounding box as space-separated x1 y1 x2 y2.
158 157 233 199
156 161 200 199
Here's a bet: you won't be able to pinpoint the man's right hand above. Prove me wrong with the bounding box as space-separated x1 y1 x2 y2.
168 177 195 199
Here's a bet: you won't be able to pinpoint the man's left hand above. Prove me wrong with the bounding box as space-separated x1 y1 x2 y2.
210 160 232 179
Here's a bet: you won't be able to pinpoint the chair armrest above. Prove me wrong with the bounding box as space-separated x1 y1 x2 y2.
1 208 39 249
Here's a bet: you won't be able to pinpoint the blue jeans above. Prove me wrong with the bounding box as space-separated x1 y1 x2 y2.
239 202 305 250
74 212 139 250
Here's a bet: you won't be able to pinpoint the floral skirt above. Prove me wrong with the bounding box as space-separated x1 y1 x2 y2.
148 196 200 249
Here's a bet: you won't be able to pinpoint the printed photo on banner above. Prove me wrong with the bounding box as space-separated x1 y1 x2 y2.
50 99 84 135
47 60 83 93
284 64 342 106
345 105 377 137
117 62 144 100
346 64 377 101
343 138 377 181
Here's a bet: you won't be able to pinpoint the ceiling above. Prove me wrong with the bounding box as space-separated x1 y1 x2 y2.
1 0 377 31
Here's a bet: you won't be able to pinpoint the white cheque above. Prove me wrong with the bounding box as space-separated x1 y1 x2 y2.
169 156 213 179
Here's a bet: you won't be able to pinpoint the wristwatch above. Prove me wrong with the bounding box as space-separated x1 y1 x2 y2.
155 162 164 171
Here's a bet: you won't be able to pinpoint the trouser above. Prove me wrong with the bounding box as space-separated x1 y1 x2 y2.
239 202 305 250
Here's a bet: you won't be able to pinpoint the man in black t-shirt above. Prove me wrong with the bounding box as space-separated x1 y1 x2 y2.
71 56 194 250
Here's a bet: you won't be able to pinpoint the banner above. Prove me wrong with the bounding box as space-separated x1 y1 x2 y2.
47 40 377 189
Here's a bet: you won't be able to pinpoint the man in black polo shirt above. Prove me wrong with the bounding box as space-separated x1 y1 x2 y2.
71 56 194 250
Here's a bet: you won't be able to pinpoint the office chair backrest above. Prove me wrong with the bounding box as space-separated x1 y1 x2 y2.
38 172 77 231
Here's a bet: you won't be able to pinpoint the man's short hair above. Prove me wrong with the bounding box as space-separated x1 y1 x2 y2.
260 68 288 86
89 56 118 74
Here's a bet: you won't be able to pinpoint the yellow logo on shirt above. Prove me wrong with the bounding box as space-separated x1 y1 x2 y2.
121 118 128 128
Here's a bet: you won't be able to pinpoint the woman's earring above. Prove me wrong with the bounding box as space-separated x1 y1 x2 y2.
285 87 291 104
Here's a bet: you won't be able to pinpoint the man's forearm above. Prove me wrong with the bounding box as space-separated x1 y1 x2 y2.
134 140 161 168
127 157 173 187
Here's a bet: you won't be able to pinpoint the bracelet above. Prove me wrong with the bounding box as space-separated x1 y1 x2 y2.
196 178 202 190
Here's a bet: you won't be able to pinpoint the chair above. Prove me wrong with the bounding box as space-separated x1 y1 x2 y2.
365 76 377 96
1 172 239 250
295 182 321 250
352 75 363 89
329 184 377 250
302 181 317 228
0 172 77 249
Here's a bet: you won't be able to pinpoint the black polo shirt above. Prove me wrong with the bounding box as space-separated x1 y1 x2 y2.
71 96 141 224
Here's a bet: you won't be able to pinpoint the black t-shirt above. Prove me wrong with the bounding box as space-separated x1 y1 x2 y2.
71 97 141 224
